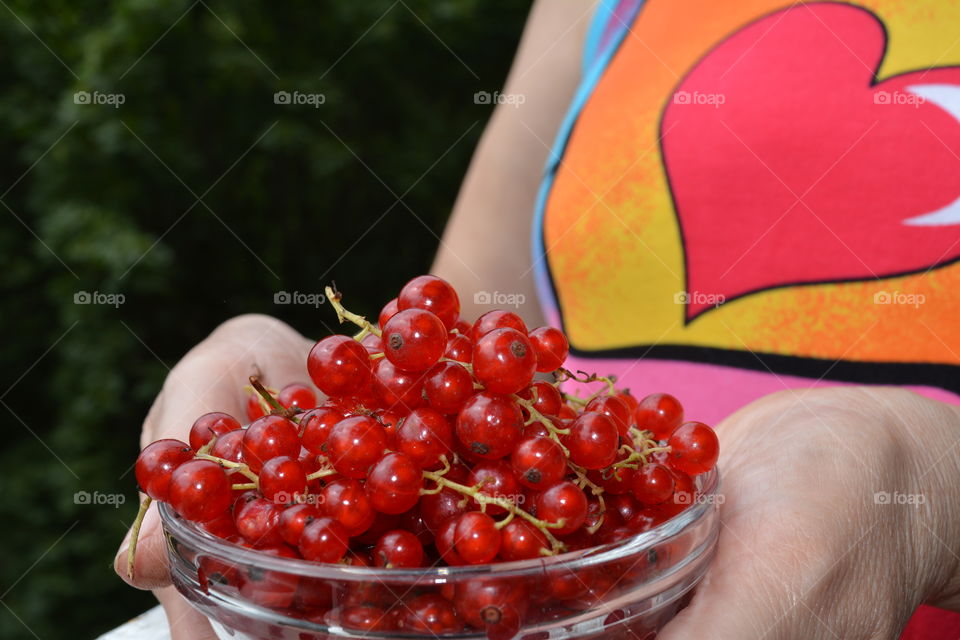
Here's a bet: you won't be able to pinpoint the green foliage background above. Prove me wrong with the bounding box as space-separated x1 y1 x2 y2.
0 2 529 637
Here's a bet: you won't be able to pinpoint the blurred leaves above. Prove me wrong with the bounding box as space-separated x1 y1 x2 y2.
0 0 527 637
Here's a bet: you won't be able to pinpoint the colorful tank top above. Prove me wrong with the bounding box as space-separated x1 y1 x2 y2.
533 0 960 426
532 2 960 634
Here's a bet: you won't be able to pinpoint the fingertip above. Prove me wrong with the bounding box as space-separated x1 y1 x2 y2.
114 503 173 589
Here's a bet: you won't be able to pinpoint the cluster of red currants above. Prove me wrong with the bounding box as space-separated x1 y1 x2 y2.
131 275 719 636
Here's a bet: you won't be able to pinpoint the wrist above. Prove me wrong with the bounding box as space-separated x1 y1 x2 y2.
897 392 960 611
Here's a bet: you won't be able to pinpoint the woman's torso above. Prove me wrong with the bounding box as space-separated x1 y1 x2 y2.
533 0 960 425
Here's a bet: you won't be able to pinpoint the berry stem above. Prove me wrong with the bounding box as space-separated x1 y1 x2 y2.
305 468 337 482
231 482 257 490
325 286 382 338
126 496 152 580
569 462 606 534
249 376 301 422
514 397 570 443
556 368 618 401
194 453 259 483
422 468 567 554
561 392 589 407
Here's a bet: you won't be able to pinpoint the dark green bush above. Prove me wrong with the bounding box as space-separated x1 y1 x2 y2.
0 2 528 637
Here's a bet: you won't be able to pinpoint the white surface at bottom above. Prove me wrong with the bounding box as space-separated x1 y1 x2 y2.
95 606 170 640
96 607 235 640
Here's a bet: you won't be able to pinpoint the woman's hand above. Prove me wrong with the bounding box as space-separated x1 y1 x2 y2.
660 387 960 640
113 314 314 640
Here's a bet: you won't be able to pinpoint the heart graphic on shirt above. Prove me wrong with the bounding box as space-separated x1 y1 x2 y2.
661 2 960 320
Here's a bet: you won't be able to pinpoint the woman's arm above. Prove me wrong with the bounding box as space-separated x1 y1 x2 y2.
432 0 592 327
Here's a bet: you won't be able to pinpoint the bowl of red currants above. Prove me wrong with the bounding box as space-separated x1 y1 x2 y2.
130 276 722 640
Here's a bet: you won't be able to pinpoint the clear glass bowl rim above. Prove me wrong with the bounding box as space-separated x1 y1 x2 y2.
159 467 719 582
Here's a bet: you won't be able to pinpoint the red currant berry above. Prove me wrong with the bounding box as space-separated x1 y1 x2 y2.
630 463 675 506
374 410 403 450
670 469 696 507
353 511 402 547
435 516 466 565
373 529 424 568
135 439 194 501
399 593 463 633
562 411 619 470
241 415 299 473
234 492 285 546
510 436 567 490
419 488 467 532
423 361 473 414
607 493 641 524
307 335 372 397
188 412 241 451
667 421 719 475
361 332 383 354
258 456 307 504
536 481 588 535
168 460 232 522
528 326 568 372
499 519 549 561
468 460 521 515
444 333 473 363
518 381 562 416
585 394 632 437
522 420 550 439
455 392 523 460
238 543 300 608
278 503 321 546
470 310 528 342
365 452 423 514
398 507 433 546
246 392 269 421
617 390 639 414
298 406 344 455
371 357 425 411
453 578 527 634
454 511 501 564
398 275 460 331
327 416 387 479
299 517 349 563
558 404 577 419
587 451 635 494
472 328 537 395
199 510 241 541
320 478 376 536
277 382 317 410
379 297 400 328
635 393 684 440
396 407 455 470
382 309 447 372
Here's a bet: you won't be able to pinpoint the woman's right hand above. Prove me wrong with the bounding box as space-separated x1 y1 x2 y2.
113 314 314 640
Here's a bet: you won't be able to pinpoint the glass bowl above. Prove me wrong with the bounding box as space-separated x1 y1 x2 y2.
160 468 720 640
